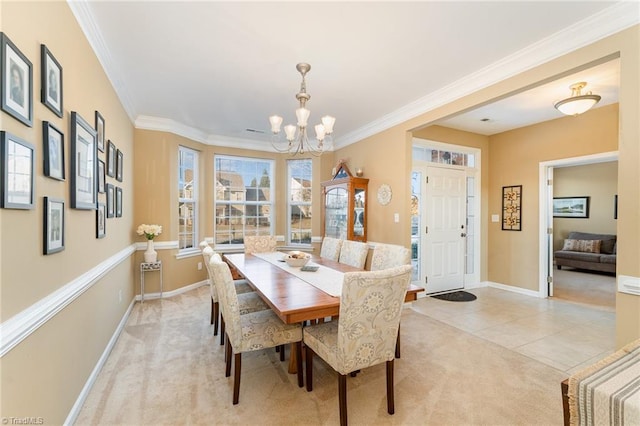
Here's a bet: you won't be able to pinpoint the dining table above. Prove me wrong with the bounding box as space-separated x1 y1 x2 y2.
223 252 425 373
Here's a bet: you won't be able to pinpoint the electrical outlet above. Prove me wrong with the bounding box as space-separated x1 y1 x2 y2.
118 289 122 303
198 262 202 270
394 213 400 223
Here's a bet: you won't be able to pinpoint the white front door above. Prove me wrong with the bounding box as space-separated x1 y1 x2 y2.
424 166 466 293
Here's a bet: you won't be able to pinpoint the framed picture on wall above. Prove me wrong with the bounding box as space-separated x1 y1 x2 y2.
43 121 65 181
96 202 106 238
115 186 122 217
1 32 33 126
106 183 115 218
106 140 116 177
95 111 105 152
501 185 522 231
44 196 65 254
553 196 590 218
41 44 63 117
97 159 106 193
116 149 123 182
1 131 35 209
70 111 97 209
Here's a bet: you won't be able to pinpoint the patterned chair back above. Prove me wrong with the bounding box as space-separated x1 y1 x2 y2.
244 235 277 254
338 240 369 269
202 246 221 302
336 264 412 374
370 243 411 271
320 237 343 261
209 256 242 346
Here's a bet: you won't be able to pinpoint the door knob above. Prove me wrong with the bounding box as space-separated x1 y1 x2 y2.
461 233 467 237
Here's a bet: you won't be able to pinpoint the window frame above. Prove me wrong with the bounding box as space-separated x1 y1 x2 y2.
213 154 275 248
287 158 312 246
178 146 198 253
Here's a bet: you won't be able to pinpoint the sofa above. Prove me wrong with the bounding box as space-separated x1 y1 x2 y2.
554 231 616 274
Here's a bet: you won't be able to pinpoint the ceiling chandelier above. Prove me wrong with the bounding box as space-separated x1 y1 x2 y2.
269 63 335 156
554 81 601 116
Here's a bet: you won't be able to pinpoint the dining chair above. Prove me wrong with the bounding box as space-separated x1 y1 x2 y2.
338 240 369 269
370 243 411 271
320 237 343 261
201 245 262 337
244 235 277 253
303 264 412 426
369 242 412 358
209 256 303 404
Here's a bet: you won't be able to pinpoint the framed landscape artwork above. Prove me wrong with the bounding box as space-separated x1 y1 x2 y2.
553 196 590 218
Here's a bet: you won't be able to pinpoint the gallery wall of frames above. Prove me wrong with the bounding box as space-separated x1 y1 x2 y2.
1 32 125 255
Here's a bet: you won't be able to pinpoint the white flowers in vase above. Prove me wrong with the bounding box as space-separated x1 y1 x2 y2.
137 224 162 240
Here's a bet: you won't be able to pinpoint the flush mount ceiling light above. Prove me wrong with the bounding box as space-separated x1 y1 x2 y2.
269 63 335 156
554 81 601 116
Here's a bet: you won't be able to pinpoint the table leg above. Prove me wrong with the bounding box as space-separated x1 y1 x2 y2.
140 267 144 303
288 343 297 374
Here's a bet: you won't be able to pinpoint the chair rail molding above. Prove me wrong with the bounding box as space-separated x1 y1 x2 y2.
0 245 136 357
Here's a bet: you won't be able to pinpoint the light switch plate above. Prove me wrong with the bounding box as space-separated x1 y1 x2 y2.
491 214 500 223
394 213 399 223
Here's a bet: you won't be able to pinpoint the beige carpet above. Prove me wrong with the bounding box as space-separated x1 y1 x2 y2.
553 268 615 311
76 286 566 425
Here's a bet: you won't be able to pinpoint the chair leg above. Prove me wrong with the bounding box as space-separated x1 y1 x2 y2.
296 341 303 388
386 359 395 415
305 346 314 392
225 337 232 377
210 297 214 325
233 352 242 405
213 301 219 336
395 324 401 358
339 374 348 426
279 344 285 362
220 317 225 346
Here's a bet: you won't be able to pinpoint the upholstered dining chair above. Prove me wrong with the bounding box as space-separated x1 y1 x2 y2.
244 235 277 254
303 265 413 426
201 245 263 338
320 237 343 261
370 243 411 271
209 256 303 404
338 240 369 269
369 242 412 358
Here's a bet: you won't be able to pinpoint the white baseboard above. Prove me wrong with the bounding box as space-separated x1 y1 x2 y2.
135 280 208 301
486 281 543 298
64 298 135 426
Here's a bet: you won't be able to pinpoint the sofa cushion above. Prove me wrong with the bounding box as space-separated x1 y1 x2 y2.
554 251 602 263
562 238 602 253
600 254 617 265
567 232 616 254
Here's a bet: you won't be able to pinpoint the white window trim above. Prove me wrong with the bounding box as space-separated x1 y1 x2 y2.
287 159 313 246
178 146 198 252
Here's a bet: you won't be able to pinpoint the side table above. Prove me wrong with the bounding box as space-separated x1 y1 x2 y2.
140 260 163 303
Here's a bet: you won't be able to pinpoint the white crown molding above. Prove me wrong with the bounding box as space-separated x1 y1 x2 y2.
0 245 136 358
73 2 637 152
335 2 640 149
67 1 137 123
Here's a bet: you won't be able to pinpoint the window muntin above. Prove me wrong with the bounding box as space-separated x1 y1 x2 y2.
214 155 274 245
178 146 198 250
287 159 312 244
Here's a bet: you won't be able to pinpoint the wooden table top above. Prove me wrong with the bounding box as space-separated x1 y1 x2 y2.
223 252 424 324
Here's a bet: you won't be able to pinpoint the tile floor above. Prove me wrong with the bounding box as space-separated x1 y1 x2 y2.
410 286 616 374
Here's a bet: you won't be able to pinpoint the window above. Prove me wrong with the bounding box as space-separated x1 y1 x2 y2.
178 146 198 250
287 159 312 244
214 155 274 245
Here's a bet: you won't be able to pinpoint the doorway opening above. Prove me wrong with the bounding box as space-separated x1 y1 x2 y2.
538 151 618 311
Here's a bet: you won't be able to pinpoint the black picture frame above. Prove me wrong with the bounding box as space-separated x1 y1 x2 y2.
95 111 105 152
106 140 116 177
70 111 97 210
614 194 618 220
106 183 114 218
43 121 65 181
44 196 65 254
96 202 106 238
553 196 590 218
40 44 63 118
97 159 105 193
116 149 123 182
1 32 33 126
115 186 123 217
501 185 522 231
1 131 35 209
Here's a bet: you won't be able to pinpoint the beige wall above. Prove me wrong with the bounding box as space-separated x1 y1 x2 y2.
553 161 618 250
1 2 135 423
488 104 618 291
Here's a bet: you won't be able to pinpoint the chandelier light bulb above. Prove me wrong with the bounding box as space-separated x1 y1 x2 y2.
296 107 310 127
321 115 335 134
269 115 283 133
315 124 326 141
284 124 297 141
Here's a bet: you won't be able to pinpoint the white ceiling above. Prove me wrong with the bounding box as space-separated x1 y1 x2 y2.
70 1 639 150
